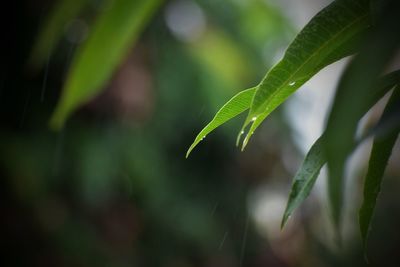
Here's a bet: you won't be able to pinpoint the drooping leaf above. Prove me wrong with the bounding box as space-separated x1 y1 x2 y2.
359 87 400 248
323 0 400 230
281 136 325 228
239 0 371 149
29 0 89 69
281 70 400 229
50 0 163 129
186 87 256 158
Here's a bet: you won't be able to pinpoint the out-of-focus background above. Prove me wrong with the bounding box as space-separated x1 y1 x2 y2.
1 0 400 266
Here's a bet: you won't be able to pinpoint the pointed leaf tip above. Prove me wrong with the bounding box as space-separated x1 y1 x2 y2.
281 136 326 228
186 88 256 157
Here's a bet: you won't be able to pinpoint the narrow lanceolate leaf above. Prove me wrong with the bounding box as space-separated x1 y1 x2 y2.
281 137 325 228
239 0 371 149
281 70 400 229
359 87 400 248
324 0 400 231
186 87 256 158
50 0 163 129
29 0 89 69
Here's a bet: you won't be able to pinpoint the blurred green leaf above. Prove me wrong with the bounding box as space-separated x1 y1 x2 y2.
50 0 163 129
323 0 400 231
359 87 400 249
186 87 256 157
239 0 371 149
29 0 89 69
281 70 400 229
189 30 254 90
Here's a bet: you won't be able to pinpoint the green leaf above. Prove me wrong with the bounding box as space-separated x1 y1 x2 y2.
29 0 89 69
50 0 163 129
240 0 371 149
186 87 256 158
281 136 325 228
359 87 400 248
281 70 400 229
323 0 400 230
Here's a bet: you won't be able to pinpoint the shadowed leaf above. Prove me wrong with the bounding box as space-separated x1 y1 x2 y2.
323 0 400 231
281 136 325 228
359 87 400 248
281 70 400 229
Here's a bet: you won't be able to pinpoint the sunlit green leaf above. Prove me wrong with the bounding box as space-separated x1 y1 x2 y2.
359 87 400 248
323 1 400 230
281 70 400 229
50 0 163 129
29 0 89 69
186 87 256 158
239 0 371 149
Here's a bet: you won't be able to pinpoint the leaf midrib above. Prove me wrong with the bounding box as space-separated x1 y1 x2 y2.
252 12 368 116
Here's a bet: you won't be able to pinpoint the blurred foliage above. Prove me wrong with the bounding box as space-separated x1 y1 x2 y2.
47 0 163 128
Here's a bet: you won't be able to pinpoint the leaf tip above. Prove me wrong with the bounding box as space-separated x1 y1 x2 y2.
236 130 244 147
241 133 252 151
280 205 292 230
186 135 204 158
280 216 288 230
185 147 193 158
